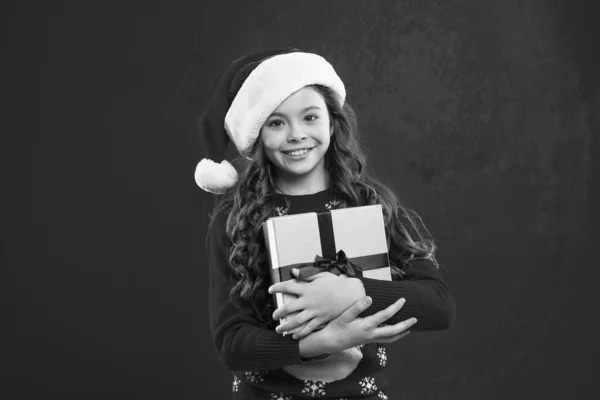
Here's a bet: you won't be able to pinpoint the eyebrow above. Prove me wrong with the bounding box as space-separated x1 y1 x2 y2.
268 106 322 118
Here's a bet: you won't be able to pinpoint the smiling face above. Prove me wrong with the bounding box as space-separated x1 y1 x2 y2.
260 86 333 194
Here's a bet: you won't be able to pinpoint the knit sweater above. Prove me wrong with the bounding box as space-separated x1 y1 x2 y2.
207 188 456 399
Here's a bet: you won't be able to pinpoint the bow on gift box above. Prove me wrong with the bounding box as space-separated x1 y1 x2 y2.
279 250 369 282
295 250 363 280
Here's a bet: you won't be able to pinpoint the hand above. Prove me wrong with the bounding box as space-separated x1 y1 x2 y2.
311 296 417 355
269 270 366 339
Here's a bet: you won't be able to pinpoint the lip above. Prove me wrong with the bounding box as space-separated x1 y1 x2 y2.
280 147 314 161
281 146 315 153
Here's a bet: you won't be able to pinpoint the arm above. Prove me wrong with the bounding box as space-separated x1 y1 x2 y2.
300 296 417 357
270 256 455 338
208 210 322 371
356 257 456 330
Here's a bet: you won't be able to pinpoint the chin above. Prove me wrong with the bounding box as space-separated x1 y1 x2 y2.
282 165 317 177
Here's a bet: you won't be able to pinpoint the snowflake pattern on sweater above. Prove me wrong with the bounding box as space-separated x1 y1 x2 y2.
244 370 268 384
232 375 240 392
301 380 327 397
377 346 387 367
325 199 341 210
274 205 289 216
274 198 340 216
359 377 378 395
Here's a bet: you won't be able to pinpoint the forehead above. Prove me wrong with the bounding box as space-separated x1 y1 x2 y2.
272 86 326 113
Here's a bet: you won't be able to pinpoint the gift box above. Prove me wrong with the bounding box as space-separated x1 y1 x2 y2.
262 204 392 327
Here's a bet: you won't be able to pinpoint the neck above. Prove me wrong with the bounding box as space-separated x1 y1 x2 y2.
274 172 330 196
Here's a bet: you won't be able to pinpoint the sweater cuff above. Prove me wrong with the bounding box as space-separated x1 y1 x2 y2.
357 277 419 319
251 330 303 367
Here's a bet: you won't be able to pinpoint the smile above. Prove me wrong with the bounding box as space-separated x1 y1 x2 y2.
282 147 314 157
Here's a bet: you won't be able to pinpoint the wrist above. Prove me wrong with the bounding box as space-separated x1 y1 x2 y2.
299 328 334 358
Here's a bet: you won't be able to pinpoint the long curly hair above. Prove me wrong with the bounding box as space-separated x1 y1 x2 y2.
208 84 437 324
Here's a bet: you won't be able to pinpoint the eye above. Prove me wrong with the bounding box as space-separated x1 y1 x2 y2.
305 114 319 122
267 119 284 128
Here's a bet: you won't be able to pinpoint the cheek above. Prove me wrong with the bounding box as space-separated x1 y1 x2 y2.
260 138 282 160
319 127 332 145
262 139 280 154
260 130 278 150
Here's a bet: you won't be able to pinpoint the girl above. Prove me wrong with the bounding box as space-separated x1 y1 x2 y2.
195 48 455 399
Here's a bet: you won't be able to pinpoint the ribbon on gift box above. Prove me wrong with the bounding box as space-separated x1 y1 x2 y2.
275 209 389 281
279 250 359 280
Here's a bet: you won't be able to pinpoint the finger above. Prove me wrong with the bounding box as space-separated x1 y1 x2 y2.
376 330 411 344
291 317 324 340
364 297 407 327
272 298 306 321
275 311 299 335
340 296 373 323
285 320 308 335
275 310 314 334
295 269 330 281
269 280 304 296
374 317 417 338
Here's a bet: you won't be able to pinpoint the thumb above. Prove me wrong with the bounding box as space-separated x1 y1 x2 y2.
340 296 372 323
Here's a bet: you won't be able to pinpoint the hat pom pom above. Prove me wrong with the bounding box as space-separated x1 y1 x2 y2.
194 159 238 194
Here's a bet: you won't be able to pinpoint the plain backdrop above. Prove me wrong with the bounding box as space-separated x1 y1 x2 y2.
5 1 599 399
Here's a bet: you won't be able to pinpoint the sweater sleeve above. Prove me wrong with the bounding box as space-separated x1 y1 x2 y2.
207 210 304 371
357 258 456 331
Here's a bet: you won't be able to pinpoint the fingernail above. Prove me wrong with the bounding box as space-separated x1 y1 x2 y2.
292 268 299 275
400 298 406 304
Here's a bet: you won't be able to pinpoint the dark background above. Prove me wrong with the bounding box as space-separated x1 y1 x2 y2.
6 1 599 399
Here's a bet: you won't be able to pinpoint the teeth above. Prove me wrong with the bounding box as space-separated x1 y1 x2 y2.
286 149 309 156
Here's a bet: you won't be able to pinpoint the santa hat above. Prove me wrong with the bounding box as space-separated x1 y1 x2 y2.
194 48 346 194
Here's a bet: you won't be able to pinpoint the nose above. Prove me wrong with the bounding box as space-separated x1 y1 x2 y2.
287 122 307 142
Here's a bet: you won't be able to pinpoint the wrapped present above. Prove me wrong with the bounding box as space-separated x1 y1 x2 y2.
262 204 392 328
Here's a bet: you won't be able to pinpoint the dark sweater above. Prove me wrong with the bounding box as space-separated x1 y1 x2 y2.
207 188 456 399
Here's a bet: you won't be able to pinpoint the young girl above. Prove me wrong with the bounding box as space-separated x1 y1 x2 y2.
195 48 456 399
